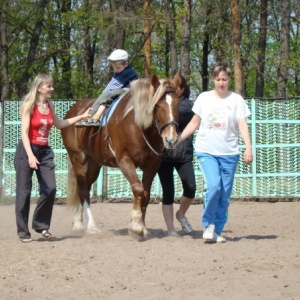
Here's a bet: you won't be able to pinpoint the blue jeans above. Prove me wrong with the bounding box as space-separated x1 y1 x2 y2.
196 152 240 234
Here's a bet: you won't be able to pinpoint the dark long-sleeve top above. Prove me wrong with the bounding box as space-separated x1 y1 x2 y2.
162 95 194 163
102 65 138 94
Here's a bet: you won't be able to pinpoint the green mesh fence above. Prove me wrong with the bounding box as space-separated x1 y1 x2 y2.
2 100 75 197
2 98 300 199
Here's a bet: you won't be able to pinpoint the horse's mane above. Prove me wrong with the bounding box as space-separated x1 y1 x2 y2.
124 77 170 129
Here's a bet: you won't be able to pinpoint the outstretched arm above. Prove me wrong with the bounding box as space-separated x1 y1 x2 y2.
177 114 201 144
49 101 92 129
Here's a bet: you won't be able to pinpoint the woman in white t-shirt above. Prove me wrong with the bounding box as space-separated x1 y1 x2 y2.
177 62 253 243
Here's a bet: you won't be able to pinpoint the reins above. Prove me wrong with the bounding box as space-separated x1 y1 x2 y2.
140 92 178 156
139 126 162 156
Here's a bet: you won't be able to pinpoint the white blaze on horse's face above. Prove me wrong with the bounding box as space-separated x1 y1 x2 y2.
162 93 178 149
166 94 174 120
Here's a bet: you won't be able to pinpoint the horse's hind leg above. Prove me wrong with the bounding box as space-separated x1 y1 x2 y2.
73 202 84 232
68 153 101 234
82 159 102 234
66 157 84 232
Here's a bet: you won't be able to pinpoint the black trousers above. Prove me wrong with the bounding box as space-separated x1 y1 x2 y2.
14 141 56 238
158 160 196 205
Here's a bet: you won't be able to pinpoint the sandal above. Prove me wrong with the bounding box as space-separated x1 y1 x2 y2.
41 230 52 238
176 212 193 234
20 237 32 243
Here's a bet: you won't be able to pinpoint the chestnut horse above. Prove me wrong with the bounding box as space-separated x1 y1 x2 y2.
61 73 181 236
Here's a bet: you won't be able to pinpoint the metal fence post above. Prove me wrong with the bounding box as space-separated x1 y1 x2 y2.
251 98 257 196
0 99 4 197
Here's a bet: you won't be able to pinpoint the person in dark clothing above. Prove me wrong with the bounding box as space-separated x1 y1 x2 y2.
157 75 196 237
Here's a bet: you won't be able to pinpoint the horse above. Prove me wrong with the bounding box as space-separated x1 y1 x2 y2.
61 72 182 237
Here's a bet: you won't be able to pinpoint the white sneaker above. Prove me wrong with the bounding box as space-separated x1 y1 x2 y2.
202 224 215 240
204 232 226 243
213 233 226 243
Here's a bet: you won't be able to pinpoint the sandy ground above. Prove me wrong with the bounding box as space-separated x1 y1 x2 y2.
0 200 300 300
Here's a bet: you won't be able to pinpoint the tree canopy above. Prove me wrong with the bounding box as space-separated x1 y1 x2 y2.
0 0 298 99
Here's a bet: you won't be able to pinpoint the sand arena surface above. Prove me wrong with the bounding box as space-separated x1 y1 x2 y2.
0 201 299 300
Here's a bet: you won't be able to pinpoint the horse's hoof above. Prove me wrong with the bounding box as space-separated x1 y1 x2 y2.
72 224 84 233
128 221 148 239
143 227 148 237
128 221 144 234
128 228 145 240
86 226 101 234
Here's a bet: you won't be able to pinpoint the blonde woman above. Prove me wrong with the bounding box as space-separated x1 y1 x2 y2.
15 74 91 243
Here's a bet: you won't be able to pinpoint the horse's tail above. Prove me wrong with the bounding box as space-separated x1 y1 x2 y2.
66 156 80 210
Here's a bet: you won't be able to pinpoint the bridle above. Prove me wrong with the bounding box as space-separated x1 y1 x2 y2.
140 88 178 155
155 117 178 135
155 88 178 134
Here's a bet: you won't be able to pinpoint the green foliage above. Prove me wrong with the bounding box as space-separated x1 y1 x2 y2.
1 0 299 99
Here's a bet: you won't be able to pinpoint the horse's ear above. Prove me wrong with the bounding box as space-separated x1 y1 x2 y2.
171 71 182 88
151 74 160 90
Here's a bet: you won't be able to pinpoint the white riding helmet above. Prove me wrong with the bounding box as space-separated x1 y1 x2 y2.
108 49 129 61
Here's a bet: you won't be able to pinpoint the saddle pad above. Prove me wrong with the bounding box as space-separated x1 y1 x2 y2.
99 95 124 127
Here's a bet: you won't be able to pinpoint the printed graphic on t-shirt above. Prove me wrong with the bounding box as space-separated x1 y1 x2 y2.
206 112 227 130
37 119 49 143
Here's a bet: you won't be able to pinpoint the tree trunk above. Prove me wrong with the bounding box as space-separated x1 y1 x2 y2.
230 0 244 96
110 0 125 49
0 1 8 198
180 0 191 78
84 24 95 85
255 0 268 98
163 0 177 76
82 0 95 87
17 0 48 96
277 0 290 97
202 32 209 92
202 6 212 92
60 0 73 98
0 1 10 100
143 0 151 77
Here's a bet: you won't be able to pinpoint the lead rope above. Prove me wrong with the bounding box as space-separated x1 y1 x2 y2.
138 126 162 156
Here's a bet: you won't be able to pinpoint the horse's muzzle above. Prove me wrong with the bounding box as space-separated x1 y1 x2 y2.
164 135 178 149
